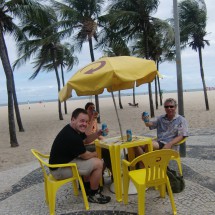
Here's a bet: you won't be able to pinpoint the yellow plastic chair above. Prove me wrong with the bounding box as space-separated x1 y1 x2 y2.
31 149 89 215
152 137 187 176
122 149 178 215
171 137 187 175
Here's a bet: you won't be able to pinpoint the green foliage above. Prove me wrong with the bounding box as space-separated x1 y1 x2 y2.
52 0 105 52
179 0 209 51
132 19 175 63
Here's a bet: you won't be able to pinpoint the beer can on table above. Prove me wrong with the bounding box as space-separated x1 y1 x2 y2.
142 111 149 122
126 129 132 142
102 123 107 136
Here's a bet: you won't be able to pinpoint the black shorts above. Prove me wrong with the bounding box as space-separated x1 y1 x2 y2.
158 141 165 149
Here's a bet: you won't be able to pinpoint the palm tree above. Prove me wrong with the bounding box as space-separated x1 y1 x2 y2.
13 6 65 120
0 26 18 147
0 0 40 146
12 72 25 132
51 0 106 123
106 0 160 117
179 0 209 110
99 30 131 109
157 44 176 106
144 16 174 110
43 43 78 114
133 20 175 108
57 43 78 115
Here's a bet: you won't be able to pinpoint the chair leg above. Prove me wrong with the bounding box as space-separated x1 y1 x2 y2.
48 184 57 215
123 176 129 204
137 184 146 215
78 177 89 210
166 179 177 215
44 180 49 205
171 157 183 176
72 180 79 196
159 184 166 198
175 157 183 176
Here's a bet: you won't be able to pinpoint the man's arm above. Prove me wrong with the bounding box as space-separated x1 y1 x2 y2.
84 129 103 145
85 118 96 136
79 150 98 160
142 115 156 127
144 121 154 127
162 135 184 149
85 119 104 142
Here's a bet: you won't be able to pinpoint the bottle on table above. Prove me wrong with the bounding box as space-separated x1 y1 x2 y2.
126 129 132 142
102 123 108 136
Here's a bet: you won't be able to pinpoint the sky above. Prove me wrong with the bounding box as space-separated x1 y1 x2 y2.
0 0 215 105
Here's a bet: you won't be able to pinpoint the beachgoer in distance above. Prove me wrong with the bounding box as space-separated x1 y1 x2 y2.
135 98 188 156
49 108 111 204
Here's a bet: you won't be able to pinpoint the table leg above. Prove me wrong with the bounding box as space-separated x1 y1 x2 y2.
114 145 123 202
107 145 121 202
95 144 103 187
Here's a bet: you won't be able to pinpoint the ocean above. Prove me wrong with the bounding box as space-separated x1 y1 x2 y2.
0 88 204 107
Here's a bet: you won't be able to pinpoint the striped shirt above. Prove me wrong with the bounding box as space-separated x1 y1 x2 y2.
149 114 188 144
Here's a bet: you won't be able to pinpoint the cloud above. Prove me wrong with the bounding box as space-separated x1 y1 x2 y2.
1 0 215 104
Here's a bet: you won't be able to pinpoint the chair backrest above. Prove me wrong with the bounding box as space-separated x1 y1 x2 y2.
31 149 50 180
175 137 187 146
129 149 179 187
31 149 80 179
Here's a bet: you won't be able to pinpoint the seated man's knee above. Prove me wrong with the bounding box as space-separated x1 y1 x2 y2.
92 157 103 169
153 141 162 150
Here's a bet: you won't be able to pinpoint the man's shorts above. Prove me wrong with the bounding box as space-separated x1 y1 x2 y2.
50 157 97 180
157 141 179 151
158 141 165 149
85 143 96 152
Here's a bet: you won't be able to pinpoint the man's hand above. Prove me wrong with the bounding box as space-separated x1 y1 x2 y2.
91 151 98 158
142 115 149 123
80 151 98 159
162 143 172 149
93 110 99 119
98 127 109 136
163 136 184 149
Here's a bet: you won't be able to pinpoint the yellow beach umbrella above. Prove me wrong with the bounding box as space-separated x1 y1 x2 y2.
59 56 159 139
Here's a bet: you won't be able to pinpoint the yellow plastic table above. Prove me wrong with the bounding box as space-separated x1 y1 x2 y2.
94 137 118 194
95 136 153 202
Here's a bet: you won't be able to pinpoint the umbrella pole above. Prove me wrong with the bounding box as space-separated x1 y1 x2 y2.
111 91 124 141
111 91 127 158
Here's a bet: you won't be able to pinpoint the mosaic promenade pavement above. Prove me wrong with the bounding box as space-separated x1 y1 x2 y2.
0 130 215 215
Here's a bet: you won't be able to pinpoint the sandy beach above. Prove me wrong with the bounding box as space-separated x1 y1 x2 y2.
0 90 215 172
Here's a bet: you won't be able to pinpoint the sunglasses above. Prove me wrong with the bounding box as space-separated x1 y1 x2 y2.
164 105 175 109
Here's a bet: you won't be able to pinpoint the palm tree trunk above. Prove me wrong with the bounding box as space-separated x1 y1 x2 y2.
144 31 154 117
12 72 25 132
198 47 209 110
133 87 136 105
0 28 19 147
52 52 63 120
158 77 163 106
88 37 100 123
154 76 158 109
118 91 123 109
157 62 163 106
61 64 67 114
148 83 154 117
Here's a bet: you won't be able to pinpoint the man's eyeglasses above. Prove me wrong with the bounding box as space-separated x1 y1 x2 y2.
164 105 175 109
